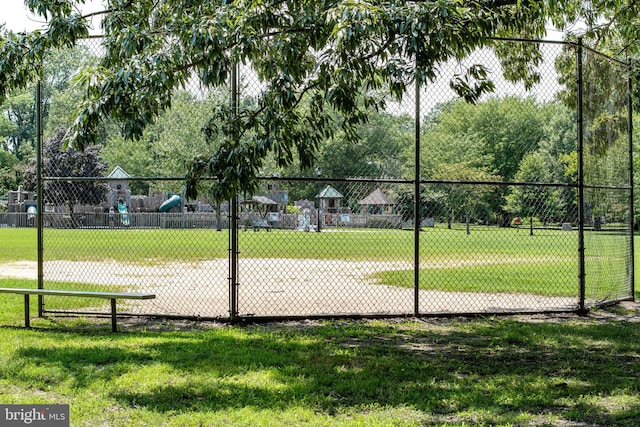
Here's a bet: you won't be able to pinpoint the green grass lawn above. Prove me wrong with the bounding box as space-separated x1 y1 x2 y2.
0 315 638 426
374 260 580 297
0 228 37 261
0 228 638 425
0 227 633 300
0 226 582 262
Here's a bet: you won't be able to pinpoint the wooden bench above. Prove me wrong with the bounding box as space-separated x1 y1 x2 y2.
250 219 272 232
0 288 156 332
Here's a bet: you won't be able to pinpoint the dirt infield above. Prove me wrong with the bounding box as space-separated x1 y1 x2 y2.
0 259 578 318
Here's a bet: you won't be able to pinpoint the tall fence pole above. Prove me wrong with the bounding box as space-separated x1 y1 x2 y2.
36 80 44 317
414 72 421 316
230 196 239 320
229 62 240 321
628 57 635 299
576 38 587 313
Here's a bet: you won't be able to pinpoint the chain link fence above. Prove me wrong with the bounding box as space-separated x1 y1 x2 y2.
582 45 634 304
22 37 632 321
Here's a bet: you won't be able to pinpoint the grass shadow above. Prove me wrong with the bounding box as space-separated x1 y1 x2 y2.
3 315 639 425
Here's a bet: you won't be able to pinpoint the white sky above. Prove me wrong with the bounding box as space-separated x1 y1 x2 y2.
2 0 103 33
2 0 46 32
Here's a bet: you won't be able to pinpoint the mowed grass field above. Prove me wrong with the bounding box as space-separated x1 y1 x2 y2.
0 226 582 262
0 226 632 299
0 310 638 426
0 227 638 426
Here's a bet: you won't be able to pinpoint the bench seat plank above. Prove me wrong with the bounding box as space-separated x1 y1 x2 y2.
0 288 155 332
0 288 155 299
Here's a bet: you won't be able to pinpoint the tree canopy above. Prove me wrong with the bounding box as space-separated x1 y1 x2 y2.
1 0 638 200
23 128 109 226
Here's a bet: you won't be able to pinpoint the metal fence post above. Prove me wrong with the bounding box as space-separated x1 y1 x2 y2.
36 80 44 317
229 196 239 320
414 71 421 316
577 38 587 313
229 62 240 322
627 57 635 300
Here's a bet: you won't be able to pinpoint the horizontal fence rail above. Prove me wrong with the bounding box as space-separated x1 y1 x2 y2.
3 37 630 322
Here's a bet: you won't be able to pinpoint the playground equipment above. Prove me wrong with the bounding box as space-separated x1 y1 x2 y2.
159 194 181 212
117 201 130 226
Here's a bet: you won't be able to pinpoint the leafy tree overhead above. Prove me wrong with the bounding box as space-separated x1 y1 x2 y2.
0 1 568 201
1 1 638 202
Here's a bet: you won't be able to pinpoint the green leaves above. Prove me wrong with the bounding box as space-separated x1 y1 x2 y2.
25 0 75 20
3 0 633 202
450 64 496 103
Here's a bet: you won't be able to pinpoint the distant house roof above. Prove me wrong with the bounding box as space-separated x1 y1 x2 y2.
106 166 131 179
317 185 344 199
359 188 394 206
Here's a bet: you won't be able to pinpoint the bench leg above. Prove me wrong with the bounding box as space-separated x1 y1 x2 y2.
110 299 117 332
24 294 30 328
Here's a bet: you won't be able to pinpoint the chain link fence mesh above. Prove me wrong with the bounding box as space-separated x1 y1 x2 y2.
582 47 634 304
28 37 633 320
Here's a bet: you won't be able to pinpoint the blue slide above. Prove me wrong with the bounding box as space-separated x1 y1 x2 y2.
117 201 130 226
159 194 181 212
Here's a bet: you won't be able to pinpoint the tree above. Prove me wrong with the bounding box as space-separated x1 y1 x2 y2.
0 46 96 163
417 100 574 227
317 111 412 180
475 97 547 181
0 148 20 197
537 103 576 181
1 1 638 202
101 90 218 195
0 0 570 202
42 45 100 138
430 162 500 233
395 186 447 226
418 99 489 174
420 97 547 182
504 151 564 225
0 109 16 152
23 128 109 227
1 90 36 161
